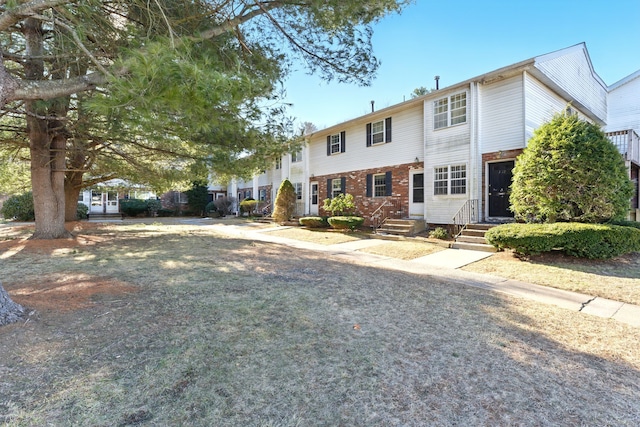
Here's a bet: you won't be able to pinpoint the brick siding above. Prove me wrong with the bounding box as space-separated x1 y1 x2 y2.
314 163 415 225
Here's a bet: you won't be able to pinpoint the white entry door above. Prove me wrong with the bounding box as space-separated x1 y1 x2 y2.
309 182 319 215
90 191 119 214
409 170 425 219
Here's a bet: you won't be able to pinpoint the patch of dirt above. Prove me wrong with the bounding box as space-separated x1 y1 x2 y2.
8 273 137 313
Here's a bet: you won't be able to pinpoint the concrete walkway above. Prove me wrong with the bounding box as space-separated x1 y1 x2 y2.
210 222 640 328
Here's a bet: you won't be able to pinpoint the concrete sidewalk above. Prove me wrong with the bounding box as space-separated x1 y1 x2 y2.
212 223 640 328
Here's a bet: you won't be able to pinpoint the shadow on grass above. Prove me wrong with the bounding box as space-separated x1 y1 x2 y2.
520 250 640 280
1 223 639 425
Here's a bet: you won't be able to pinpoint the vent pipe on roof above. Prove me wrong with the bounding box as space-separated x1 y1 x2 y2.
435 75 440 90
371 100 375 112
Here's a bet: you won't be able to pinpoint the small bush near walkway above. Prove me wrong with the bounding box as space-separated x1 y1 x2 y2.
486 222 640 259
0 192 34 221
299 216 328 228
327 216 364 230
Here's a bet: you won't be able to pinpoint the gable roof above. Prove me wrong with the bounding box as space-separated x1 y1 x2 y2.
609 69 640 91
312 43 609 136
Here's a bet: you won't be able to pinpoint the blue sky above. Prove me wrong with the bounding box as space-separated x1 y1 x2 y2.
283 0 640 131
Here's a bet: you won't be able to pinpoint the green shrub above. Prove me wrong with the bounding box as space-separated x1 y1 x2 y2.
609 219 640 230
76 203 89 220
119 199 149 217
240 198 258 215
1 192 34 221
146 199 162 216
205 201 219 217
327 216 364 230
299 216 328 228
323 193 355 216
157 208 175 217
429 227 448 240
485 222 640 259
273 179 296 223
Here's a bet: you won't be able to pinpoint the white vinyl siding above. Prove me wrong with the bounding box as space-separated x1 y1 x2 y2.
309 105 423 177
480 75 525 153
533 45 607 123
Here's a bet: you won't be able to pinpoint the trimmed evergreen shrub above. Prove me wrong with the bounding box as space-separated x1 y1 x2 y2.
299 216 328 228
0 192 34 221
205 201 219 217
147 199 162 216
119 199 149 217
485 222 640 259
328 216 364 230
76 203 89 220
273 179 296 223
510 112 633 223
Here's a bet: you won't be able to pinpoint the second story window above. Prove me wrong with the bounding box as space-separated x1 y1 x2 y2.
291 150 302 163
327 131 346 155
366 117 392 146
434 92 467 129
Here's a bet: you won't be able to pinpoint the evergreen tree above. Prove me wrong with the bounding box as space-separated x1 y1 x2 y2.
273 179 297 223
510 112 633 223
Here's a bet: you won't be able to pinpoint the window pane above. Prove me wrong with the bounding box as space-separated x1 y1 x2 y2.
374 174 386 197
434 167 448 195
371 120 384 144
434 98 448 129
330 134 341 154
332 179 342 198
450 93 466 125
450 165 467 194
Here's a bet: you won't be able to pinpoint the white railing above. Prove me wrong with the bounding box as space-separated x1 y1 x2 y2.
607 129 640 165
452 199 479 237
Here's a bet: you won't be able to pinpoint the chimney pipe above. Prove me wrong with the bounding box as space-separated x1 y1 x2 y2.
435 75 440 90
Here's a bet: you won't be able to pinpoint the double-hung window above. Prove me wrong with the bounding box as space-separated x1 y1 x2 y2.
433 92 466 129
327 177 346 199
433 165 467 195
291 150 302 163
366 117 392 146
366 172 392 197
327 131 346 155
275 157 281 169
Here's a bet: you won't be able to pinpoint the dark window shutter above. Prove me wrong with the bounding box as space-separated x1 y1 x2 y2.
366 123 372 147
326 136 331 156
385 171 393 196
366 174 372 197
385 117 392 143
340 177 346 195
340 131 346 153
327 179 332 198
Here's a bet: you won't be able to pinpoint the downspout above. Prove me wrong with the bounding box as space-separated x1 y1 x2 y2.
469 81 479 222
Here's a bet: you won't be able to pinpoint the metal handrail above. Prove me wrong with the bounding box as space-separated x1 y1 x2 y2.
370 197 401 232
452 199 479 237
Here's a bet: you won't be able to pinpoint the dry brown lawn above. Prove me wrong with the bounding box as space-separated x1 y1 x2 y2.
463 250 640 306
1 221 638 426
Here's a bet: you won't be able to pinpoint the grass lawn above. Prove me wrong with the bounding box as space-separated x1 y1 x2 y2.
1 221 639 425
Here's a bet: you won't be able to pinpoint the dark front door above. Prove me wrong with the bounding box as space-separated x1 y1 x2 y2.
488 161 515 217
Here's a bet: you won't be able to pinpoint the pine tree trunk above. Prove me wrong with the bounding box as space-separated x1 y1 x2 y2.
0 283 24 327
24 17 70 239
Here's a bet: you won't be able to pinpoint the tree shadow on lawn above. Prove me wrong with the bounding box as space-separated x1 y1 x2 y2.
1 226 639 425
517 250 640 280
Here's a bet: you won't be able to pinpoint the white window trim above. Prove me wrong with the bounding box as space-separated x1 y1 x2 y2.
373 173 387 197
371 120 385 145
291 150 303 163
433 91 467 130
331 178 343 199
433 164 467 196
330 134 341 155
294 182 303 200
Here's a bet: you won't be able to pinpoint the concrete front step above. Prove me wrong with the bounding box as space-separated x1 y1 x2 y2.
456 235 489 245
451 241 497 253
376 219 426 236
